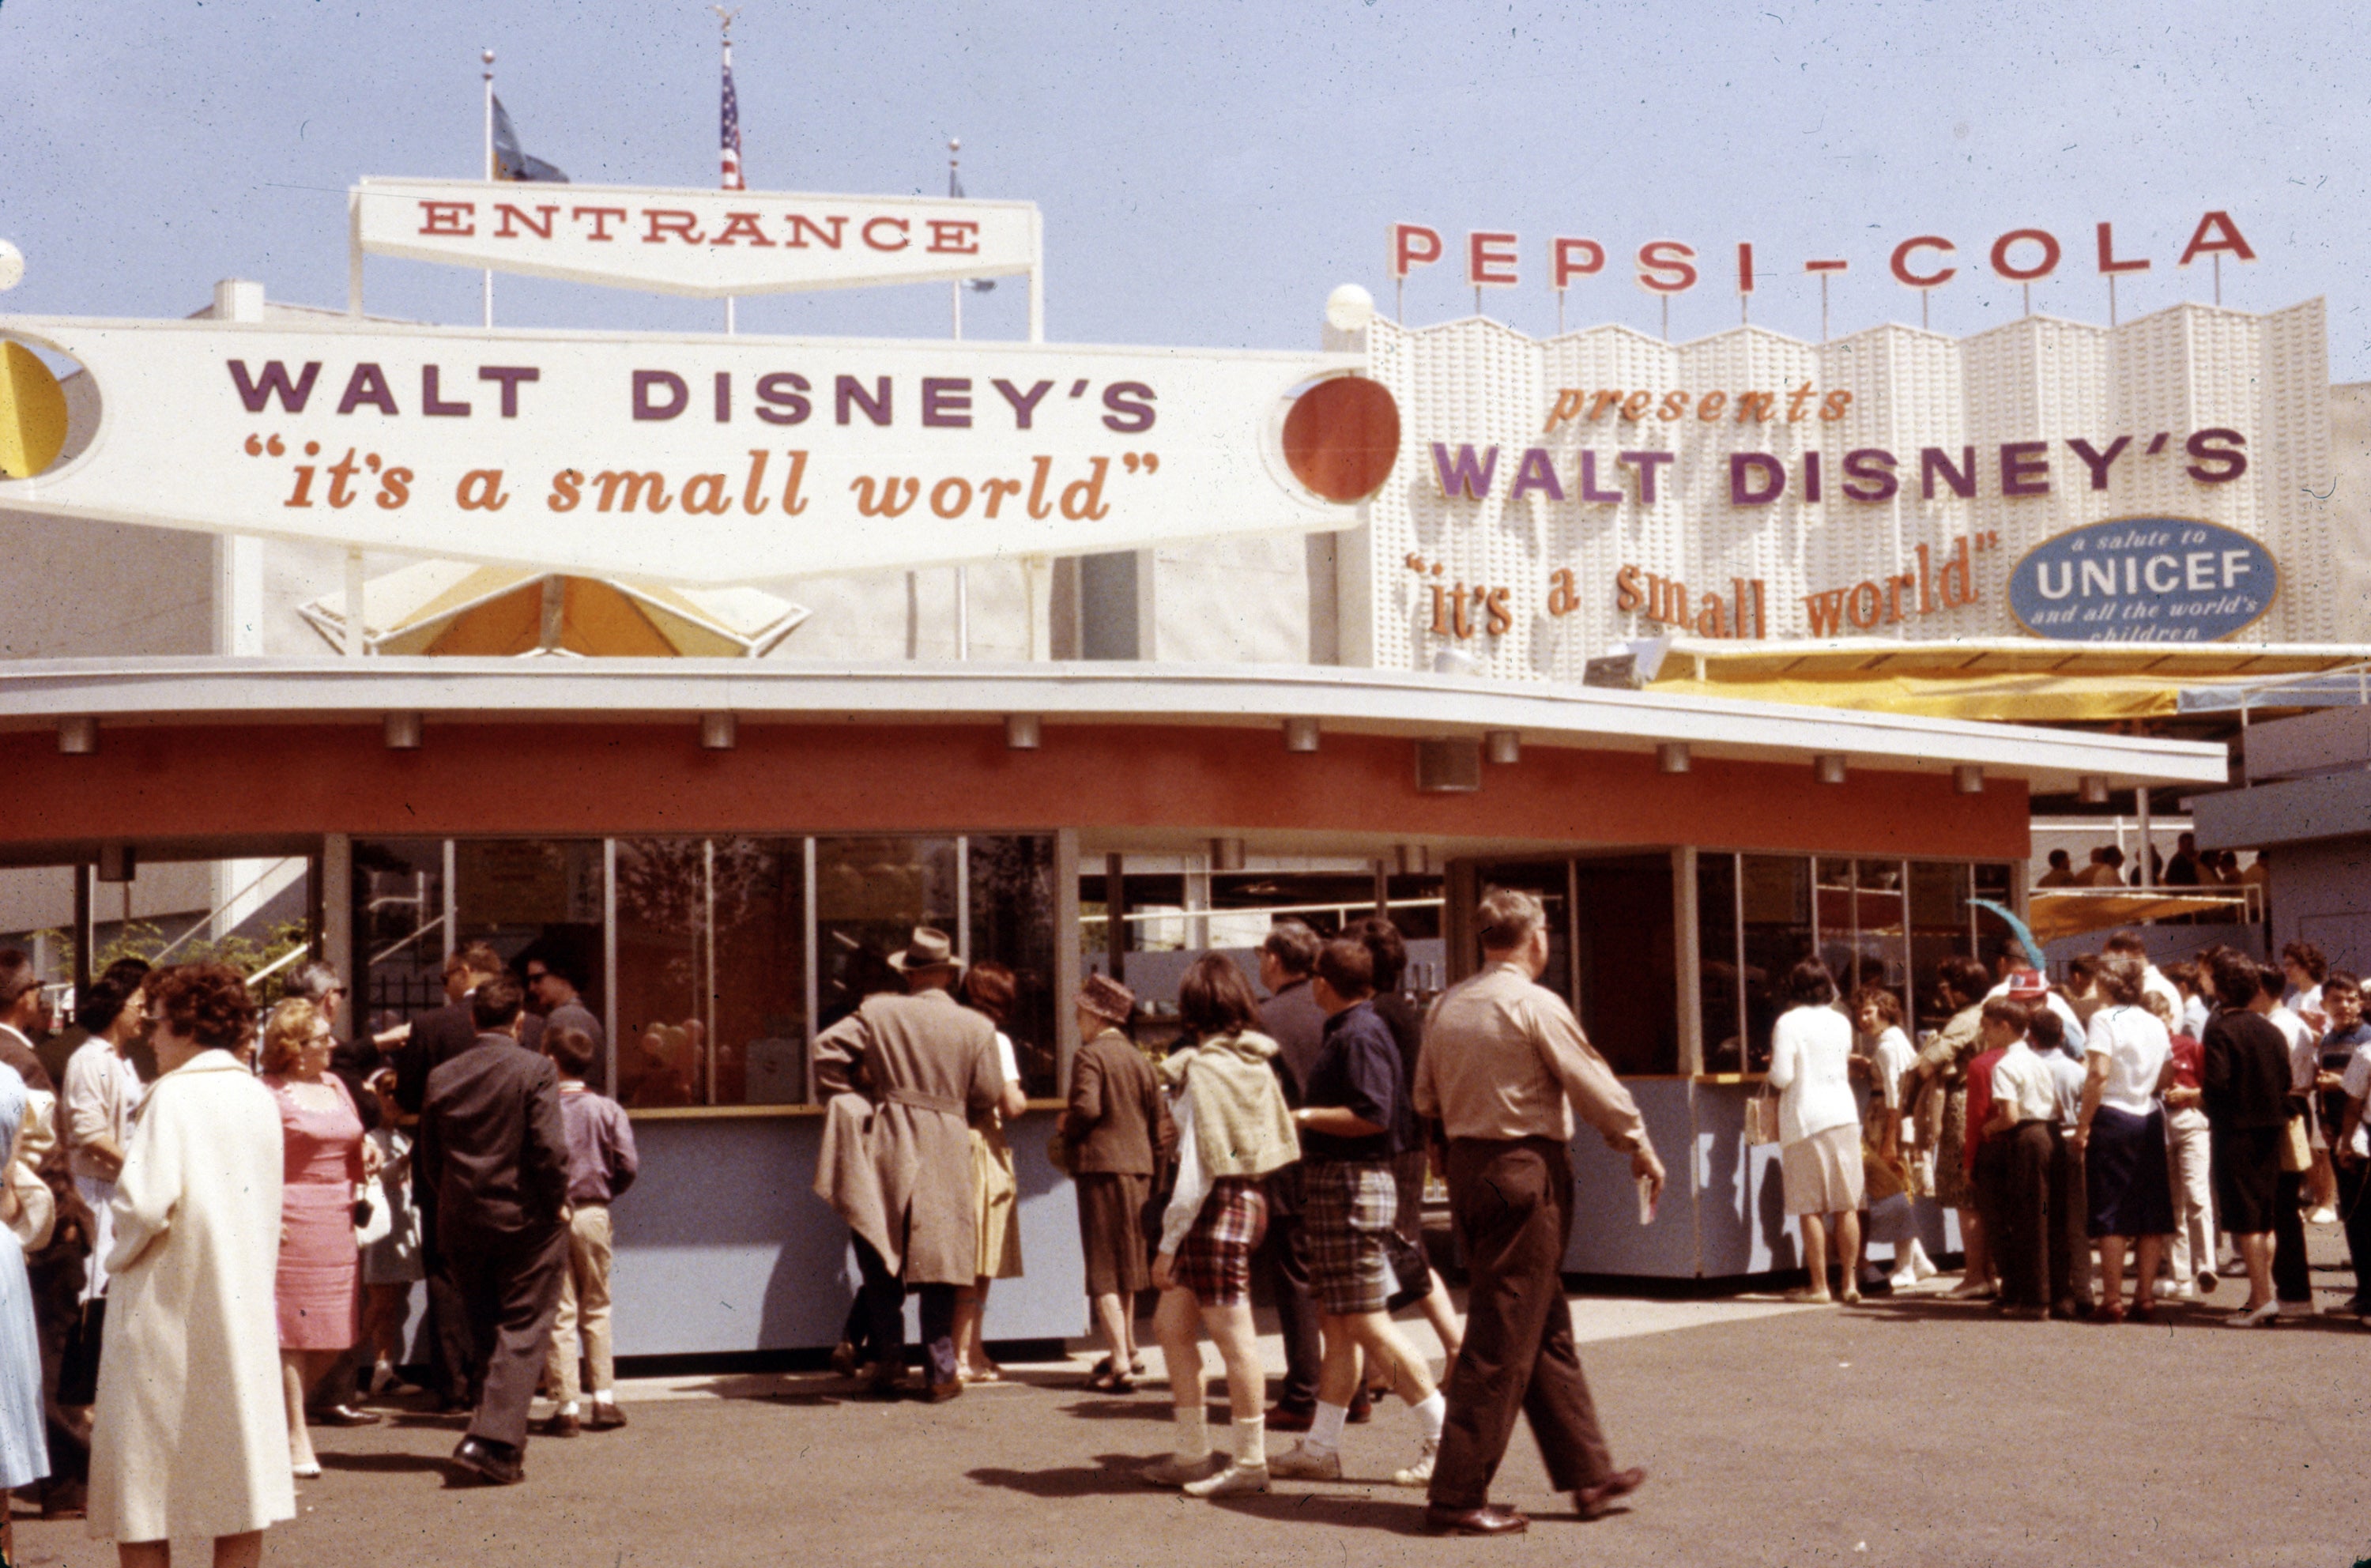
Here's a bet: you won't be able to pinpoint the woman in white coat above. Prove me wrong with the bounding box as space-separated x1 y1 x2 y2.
89 963 294 1568
1766 959 1865 1304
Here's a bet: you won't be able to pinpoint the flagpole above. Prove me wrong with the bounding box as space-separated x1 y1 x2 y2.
948 138 963 341
714 6 741 335
481 48 495 329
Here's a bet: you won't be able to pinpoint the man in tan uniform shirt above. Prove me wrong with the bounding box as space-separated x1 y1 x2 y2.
1412 890 1665 1536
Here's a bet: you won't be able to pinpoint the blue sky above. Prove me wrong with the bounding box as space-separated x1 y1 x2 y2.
2 1 2362 370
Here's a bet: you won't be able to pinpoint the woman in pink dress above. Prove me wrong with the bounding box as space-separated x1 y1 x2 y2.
259 999 380 1478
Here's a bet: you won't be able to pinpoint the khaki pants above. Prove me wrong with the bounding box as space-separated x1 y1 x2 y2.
544 1204 615 1405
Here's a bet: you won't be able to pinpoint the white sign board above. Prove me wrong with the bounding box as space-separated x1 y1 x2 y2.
352 179 1039 299
0 317 1363 585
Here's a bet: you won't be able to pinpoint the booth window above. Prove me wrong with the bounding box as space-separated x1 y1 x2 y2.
352 839 447 1038
1696 853 2013 1072
1470 855 1679 1077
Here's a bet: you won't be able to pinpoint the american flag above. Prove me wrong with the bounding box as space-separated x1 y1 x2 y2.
719 43 744 190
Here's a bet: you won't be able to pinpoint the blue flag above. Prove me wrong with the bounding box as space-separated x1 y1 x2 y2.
492 96 568 183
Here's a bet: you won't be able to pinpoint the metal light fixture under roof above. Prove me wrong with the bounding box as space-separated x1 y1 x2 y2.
1657 741 1691 775
96 843 135 883
56 716 96 756
1283 717 1321 752
1208 838 1246 872
1954 764 1985 795
699 712 738 751
2078 774 2111 805
1484 729 1521 765
1396 843 1434 876
1814 754 1849 786
1005 714 1042 751
383 712 423 751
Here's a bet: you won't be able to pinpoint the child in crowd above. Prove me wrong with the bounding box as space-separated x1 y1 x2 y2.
360 1069 422 1396
2149 991 2216 1302
540 1025 639 1436
2314 972 2371 1314
1850 986 1935 1290
1978 997 2056 1318
2028 1010 2093 1317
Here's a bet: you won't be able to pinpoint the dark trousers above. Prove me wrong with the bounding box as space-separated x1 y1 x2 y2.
2048 1129 2093 1311
1252 1164 1321 1412
1430 1137 1612 1511
1981 1121 2052 1309
414 1202 480 1406
850 1234 959 1387
446 1219 568 1451
2271 1169 2312 1303
28 1251 87 1493
2336 1158 2371 1306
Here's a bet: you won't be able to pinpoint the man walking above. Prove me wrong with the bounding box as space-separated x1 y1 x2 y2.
1250 921 1328 1431
417 975 571 1485
814 928 1005 1400
1413 890 1664 1536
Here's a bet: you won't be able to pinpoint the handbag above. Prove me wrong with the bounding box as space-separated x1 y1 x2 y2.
1744 1086 1782 1148
2279 1114 2313 1174
1045 1131 1075 1175
354 1189 393 1250
57 1297 105 1408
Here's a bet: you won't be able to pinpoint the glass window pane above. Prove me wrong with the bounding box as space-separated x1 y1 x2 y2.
352 839 447 1038
711 839 809 1106
1909 861 1973 1038
1972 861 2018 971
1696 852 1741 1074
1740 855 1812 1073
1851 859 1911 1018
815 837 959 1033
1572 855 1678 1076
454 839 606 1081
613 839 705 1107
968 836 1058 1099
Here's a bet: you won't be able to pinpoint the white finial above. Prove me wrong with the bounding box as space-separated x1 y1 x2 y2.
481 47 495 66
948 137 961 154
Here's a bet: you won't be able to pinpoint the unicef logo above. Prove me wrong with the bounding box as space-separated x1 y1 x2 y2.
2007 517 2276 643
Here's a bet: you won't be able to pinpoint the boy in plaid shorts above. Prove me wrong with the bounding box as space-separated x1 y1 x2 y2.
1269 939 1447 1487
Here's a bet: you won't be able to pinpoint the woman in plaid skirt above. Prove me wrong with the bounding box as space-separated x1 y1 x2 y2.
1140 956 1302 1499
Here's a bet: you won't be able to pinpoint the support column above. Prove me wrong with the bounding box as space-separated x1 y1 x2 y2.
72 864 93 1001
322 835 353 1042
1053 828 1080 1097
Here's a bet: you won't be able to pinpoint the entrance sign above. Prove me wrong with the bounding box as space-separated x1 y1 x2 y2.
0 317 1382 584
2007 518 2277 643
352 179 1041 300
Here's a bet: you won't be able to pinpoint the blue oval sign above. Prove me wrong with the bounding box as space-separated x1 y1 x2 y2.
2007 516 2276 643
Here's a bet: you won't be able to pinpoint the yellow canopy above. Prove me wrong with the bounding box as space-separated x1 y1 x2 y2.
1645 639 2371 722
300 561 808 658
2024 889 2252 944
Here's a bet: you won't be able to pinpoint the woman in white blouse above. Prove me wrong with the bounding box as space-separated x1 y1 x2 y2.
2073 955 2178 1324
1766 959 1865 1304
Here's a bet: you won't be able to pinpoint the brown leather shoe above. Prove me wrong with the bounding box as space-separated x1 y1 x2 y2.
541 1412 581 1438
1576 1465 1647 1520
1346 1385 1373 1424
585 1401 628 1430
924 1380 963 1404
1264 1404 1314 1433
1424 1503 1529 1536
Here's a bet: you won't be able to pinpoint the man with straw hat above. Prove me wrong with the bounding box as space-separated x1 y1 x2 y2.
815 928 1007 1402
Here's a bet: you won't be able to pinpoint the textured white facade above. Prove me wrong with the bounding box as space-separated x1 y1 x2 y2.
1346 300 2337 679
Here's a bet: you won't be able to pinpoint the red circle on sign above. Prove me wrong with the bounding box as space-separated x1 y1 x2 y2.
1283 376 1400 503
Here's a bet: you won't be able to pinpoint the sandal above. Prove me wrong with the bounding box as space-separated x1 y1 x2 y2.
1091 1354 1147 1379
1083 1369 1136 1393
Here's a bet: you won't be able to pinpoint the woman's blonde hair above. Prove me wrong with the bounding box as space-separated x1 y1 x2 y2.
259 997 322 1076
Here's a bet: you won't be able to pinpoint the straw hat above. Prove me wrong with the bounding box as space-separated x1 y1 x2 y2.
887 926 965 974
1075 972 1136 1025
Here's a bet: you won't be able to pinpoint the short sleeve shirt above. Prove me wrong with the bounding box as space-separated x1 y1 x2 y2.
1299 1001 1398 1163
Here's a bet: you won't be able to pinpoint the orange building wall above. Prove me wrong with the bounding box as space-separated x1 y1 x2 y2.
0 721 2030 859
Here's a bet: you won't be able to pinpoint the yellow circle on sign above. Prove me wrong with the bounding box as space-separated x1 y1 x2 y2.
0 341 70 478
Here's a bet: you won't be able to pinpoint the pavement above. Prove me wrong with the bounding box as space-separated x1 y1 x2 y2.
16 1224 2371 1568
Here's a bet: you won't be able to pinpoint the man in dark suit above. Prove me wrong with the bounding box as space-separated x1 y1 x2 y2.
389 943 551 1408
417 974 571 1486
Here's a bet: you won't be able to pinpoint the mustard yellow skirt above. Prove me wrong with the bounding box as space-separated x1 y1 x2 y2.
971 1125 1023 1281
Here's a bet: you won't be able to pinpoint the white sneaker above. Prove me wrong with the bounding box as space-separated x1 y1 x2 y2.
1268 1440 1344 1480
2150 1279 2176 1299
1888 1267 1918 1291
1946 1276 1996 1300
1185 1461 1271 1498
1909 1246 1941 1282
1140 1453 1225 1487
2309 1207 2339 1226
2227 1302 2279 1328
1392 1438 1440 1488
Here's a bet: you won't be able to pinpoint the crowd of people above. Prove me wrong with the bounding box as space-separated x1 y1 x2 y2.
0 941 639 1565
1762 928 2366 1328
816 893 1665 1535
2037 834 2267 891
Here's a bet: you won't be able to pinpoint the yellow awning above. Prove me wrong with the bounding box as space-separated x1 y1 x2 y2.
2026 889 2253 944
1645 639 2371 722
300 561 809 658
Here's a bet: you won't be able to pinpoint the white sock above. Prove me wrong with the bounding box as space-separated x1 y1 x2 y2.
1307 1400 1348 1453
559 1400 579 1417
1172 1401 1212 1461
592 1389 617 1406
1232 1415 1268 1468
1412 1391 1446 1442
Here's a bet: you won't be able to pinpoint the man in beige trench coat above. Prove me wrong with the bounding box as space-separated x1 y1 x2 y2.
814 928 1005 1401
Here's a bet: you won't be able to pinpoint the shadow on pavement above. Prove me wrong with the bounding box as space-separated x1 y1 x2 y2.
1205 1491 1433 1535
1050 1396 1173 1422
967 1453 1159 1498
317 1453 450 1475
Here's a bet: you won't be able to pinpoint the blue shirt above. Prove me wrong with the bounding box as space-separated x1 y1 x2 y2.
1300 1001 1399 1163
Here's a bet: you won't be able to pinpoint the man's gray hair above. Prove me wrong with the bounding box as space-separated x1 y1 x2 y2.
1476 888 1547 952
291 961 343 1002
